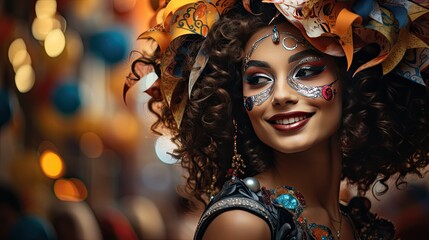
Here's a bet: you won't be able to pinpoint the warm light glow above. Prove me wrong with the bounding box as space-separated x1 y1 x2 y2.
70 178 88 200
53 178 87 202
113 0 136 13
35 0 57 18
32 17 60 41
39 150 65 179
80 132 103 158
8 38 26 64
111 112 139 142
44 28 66 57
15 64 35 93
54 179 79 201
11 49 29 69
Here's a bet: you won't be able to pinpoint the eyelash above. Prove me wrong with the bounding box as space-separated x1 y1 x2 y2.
244 73 273 86
293 65 326 79
243 57 326 84
292 58 326 79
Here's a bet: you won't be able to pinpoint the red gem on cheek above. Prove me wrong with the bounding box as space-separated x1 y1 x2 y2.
321 85 334 101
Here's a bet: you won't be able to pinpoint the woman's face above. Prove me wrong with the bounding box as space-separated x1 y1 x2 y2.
242 23 342 153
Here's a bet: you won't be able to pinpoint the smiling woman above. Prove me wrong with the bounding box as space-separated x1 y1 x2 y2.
126 0 429 239
242 23 342 155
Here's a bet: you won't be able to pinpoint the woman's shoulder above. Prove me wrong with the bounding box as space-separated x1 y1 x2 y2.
194 178 280 239
202 209 271 240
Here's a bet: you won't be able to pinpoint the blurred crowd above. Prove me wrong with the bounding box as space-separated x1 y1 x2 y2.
0 182 202 240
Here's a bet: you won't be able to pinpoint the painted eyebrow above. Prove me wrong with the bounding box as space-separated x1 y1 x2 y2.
288 49 323 63
245 60 272 70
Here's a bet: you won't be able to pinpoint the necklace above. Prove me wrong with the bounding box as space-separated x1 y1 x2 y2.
269 185 346 240
329 212 343 240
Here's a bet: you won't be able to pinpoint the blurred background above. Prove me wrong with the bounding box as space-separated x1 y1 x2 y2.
0 0 428 239
0 0 198 239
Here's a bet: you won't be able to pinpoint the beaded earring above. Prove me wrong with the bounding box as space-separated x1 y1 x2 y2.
227 120 246 179
207 173 217 200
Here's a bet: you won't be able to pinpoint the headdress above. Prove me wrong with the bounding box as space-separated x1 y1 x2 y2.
125 0 429 128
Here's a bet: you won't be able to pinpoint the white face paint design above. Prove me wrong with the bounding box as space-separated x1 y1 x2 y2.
242 23 342 154
243 26 338 111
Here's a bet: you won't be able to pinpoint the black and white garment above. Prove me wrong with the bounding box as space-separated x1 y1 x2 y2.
194 178 395 240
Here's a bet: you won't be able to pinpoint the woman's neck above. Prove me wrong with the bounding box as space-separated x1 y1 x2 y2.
256 137 342 213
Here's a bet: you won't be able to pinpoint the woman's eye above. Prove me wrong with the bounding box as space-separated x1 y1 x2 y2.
293 65 326 79
244 74 272 85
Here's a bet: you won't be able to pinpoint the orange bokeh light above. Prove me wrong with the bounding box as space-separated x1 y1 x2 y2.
53 178 87 202
39 150 65 179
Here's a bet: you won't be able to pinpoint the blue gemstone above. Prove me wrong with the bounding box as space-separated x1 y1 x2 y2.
276 194 298 210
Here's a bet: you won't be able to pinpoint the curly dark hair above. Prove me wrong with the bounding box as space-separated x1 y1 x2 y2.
130 2 429 206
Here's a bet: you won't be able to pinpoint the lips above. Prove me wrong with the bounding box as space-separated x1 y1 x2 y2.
267 112 314 131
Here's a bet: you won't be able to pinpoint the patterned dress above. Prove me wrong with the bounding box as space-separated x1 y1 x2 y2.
194 178 395 240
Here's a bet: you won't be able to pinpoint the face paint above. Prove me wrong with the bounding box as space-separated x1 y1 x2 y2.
287 77 337 100
243 23 343 154
243 26 338 112
243 26 309 111
243 85 274 111
287 56 338 100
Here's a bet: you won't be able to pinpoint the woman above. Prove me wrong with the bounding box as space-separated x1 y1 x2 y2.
126 0 429 239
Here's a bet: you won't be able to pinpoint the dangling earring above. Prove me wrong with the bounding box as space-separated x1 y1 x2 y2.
228 120 246 179
207 173 217 200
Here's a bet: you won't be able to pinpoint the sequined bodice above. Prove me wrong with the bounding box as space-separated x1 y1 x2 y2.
194 178 394 240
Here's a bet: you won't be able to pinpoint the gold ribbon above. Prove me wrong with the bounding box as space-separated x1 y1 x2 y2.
333 8 362 70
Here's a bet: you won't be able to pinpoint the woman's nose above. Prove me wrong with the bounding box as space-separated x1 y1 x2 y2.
271 80 299 106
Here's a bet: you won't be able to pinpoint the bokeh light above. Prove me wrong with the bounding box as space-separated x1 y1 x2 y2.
32 16 61 41
14 64 36 93
51 81 81 116
154 135 178 164
80 132 103 158
88 28 130 65
44 28 66 57
10 49 29 69
53 178 87 202
8 38 27 66
71 178 88 200
39 150 65 179
35 0 57 18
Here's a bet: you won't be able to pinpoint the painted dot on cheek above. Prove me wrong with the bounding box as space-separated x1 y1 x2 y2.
321 85 334 101
244 97 254 111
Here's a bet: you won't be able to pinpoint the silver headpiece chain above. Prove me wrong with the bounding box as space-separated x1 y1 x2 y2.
243 25 307 71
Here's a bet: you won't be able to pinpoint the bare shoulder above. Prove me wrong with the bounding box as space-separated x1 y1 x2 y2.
202 210 271 240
